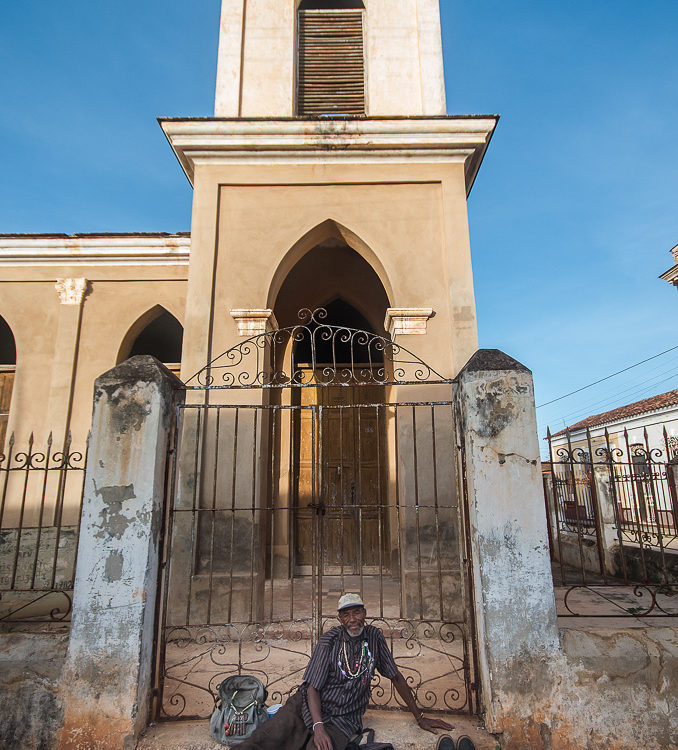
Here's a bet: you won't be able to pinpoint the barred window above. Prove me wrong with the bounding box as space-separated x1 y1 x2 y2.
297 1 366 116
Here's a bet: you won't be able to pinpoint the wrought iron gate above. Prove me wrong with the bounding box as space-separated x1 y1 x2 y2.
153 309 478 720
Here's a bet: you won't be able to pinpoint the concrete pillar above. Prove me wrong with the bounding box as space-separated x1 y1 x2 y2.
59 356 183 750
455 349 560 733
592 464 620 575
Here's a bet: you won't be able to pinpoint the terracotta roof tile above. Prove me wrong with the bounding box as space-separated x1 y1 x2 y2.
551 388 678 437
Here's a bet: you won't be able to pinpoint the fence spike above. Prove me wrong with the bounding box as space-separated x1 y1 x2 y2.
47 431 53 447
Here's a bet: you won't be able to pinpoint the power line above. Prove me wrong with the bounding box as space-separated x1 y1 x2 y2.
555 363 678 422
536 344 678 409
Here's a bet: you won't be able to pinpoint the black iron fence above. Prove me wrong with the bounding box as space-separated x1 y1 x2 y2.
543 426 678 617
0 433 86 624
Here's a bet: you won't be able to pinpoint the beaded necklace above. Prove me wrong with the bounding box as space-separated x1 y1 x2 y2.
337 637 372 680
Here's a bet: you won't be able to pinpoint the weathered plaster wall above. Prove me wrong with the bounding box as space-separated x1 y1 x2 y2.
0 631 67 750
58 356 182 750
496 626 678 750
456 349 678 750
455 349 561 736
552 533 678 586
181 160 478 388
0 253 187 449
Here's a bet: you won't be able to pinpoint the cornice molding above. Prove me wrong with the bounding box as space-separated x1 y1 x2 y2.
230 309 278 336
384 308 434 337
660 264 678 286
0 236 190 267
159 117 498 195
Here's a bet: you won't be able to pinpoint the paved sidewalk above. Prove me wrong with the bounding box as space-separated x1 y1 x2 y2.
137 710 500 750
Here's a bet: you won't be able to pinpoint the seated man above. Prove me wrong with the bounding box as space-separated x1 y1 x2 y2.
236 593 453 750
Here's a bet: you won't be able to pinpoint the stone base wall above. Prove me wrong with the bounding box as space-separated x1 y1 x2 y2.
497 626 678 750
0 631 67 750
552 532 601 574
0 526 78 591
553 533 678 583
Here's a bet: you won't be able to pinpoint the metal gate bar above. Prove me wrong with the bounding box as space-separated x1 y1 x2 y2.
155 398 476 720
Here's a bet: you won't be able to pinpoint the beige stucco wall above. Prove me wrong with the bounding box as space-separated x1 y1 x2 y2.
0 257 187 451
180 160 478 387
214 0 446 117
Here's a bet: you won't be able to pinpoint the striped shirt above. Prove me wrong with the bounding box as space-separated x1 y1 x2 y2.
301 625 399 738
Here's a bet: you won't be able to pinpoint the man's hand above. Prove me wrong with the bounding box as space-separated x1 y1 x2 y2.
313 723 334 750
390 671 454 735
417 716 454 734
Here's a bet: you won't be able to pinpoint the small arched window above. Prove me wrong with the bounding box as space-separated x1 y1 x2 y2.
297 0 365 116
118 308 183 376
0 315 17 449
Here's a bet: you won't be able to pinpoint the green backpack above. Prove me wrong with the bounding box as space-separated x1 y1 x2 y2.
210 675 269 745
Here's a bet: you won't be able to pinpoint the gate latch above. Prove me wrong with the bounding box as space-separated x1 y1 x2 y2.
307 502 326 516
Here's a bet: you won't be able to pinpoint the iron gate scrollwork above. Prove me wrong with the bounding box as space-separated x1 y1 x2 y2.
183 307 446 389
544 426 678 618
154 309 478 720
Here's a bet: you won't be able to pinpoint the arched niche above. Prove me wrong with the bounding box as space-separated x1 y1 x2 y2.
270 232 391 389
271 235 390 336
0 315 17 449
117 306 184 373
267 219 393 316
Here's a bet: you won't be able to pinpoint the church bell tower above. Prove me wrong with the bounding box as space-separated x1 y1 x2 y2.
161 0 497 381
215 0 446 117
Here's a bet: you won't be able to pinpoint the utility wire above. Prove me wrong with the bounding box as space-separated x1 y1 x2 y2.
536 344 678 409
556 362 678 422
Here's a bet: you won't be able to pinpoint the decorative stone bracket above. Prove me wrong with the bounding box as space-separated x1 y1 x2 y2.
384 308 434 337
230 309 278 336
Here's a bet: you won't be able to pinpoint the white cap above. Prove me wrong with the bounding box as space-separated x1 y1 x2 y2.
337 593 364 612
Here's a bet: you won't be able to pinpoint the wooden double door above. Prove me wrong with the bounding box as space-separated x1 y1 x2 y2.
293 379 389 575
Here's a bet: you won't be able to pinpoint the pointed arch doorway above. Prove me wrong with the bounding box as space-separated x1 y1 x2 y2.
289 301 389 577
269 240 392 578
155 235 478 721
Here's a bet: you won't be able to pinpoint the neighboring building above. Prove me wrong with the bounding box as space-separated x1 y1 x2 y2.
548 388 678 462
660 242 678 290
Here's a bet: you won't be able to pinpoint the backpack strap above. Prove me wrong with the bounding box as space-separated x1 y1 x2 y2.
354 728 375 745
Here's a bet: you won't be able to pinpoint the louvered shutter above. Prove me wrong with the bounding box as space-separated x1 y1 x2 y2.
297 10 365 116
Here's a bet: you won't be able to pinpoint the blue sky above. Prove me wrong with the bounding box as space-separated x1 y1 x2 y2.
1 1 676 449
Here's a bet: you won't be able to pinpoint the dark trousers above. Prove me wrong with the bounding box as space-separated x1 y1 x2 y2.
235 691 349 750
